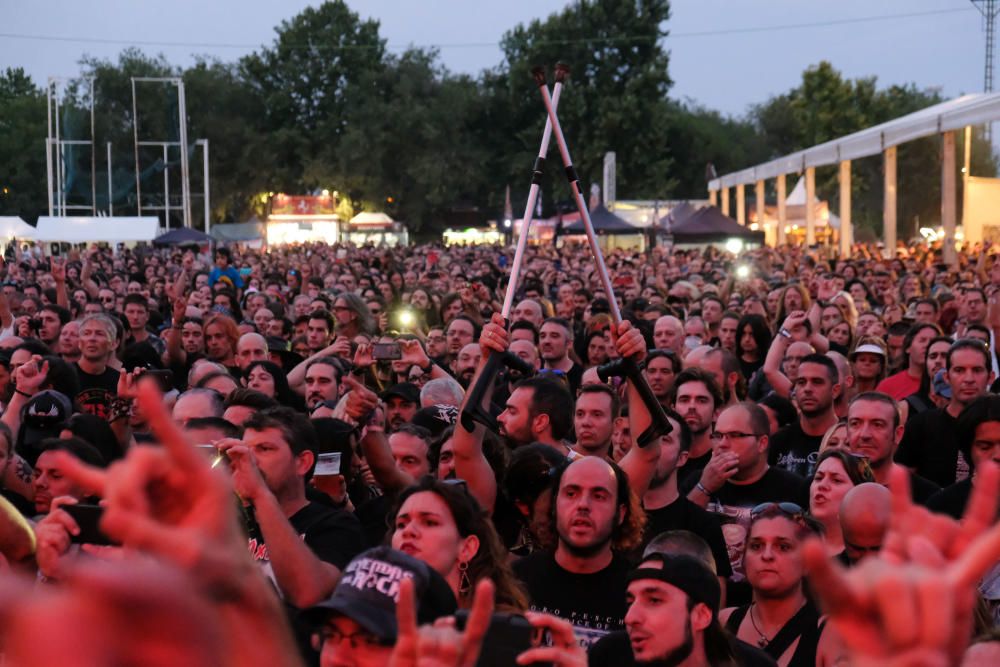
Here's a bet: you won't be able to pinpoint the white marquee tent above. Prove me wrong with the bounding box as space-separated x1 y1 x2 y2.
34 217 161 243
0 217 37 239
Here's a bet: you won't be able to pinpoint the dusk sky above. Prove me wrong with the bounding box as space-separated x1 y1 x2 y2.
0 0 989 118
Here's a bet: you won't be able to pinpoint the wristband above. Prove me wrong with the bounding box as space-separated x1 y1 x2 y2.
779 328 791 339
419 361 434 374
695 482 712 497
14 388 31 398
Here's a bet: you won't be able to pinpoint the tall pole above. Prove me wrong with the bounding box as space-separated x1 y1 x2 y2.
884 146 898 259
89 78 96 216
776 174 787 246
973 1 1000 138
198 139 210 234
46 81 53 216
131 78 141 216
177 80 192 229
107 142 113 216
942 131 958 267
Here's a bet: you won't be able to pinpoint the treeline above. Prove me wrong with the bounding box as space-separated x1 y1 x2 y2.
0 0 993 238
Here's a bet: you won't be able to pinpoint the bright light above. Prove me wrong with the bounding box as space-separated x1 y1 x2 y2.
956 228 965 241
784 226 791 233
397 309 415 327
919 227 937 241
736 265 750 279
725 238 743 254
749 223 759 231
961 167 967 173
321 189 330 196
503 218 512 228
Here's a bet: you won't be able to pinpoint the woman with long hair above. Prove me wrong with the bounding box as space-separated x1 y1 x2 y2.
244 360 303 411
735 314 770 381
390 476 528 611
774 284 811 334
721 504 834 666
807 449 874 558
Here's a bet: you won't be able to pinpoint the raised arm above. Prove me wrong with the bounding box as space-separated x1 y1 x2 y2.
341 375 415 494
613 320 661 500
51 257 69 310
762 323 793 398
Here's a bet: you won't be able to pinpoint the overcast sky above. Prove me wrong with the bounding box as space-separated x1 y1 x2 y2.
0 0 988 117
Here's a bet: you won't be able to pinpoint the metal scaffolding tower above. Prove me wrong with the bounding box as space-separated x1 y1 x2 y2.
46 77 97 217
131 77 192 228
974 1 1000 92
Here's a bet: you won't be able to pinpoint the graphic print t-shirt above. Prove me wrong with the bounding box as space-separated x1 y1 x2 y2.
513 551 630 650
74 364 119 419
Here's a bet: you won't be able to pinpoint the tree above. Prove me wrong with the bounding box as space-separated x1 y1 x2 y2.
480 0 675 214
0 68 47 220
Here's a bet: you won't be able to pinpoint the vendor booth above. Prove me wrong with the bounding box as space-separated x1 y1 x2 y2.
266 195 341 245
669 206 765 251
344 212 408 246
560 204 645 252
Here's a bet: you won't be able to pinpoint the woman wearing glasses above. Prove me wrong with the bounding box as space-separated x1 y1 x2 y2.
721 503 837 666
808 449 875 559
390 476 527 611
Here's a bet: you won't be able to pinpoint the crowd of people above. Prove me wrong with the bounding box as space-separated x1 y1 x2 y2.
1 237 1000 666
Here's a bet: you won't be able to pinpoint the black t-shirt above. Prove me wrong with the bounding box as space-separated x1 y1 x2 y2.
588 629 777 667
247 500 364 600
910 473 942 507
768 421 824 478
678 449 712 494
896 408 969 489
514 550 631 650
73 363 120 419
641 495 733 578
566 362 585 396
926 478 973 520
704 467 805 586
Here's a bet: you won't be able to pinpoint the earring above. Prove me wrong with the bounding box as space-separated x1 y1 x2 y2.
458 560 471 597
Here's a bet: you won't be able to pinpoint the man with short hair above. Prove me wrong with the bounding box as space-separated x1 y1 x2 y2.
700 348 743 407
381 383 419 433
172 388 225 426
716 312 740 354
306 310 335 353
235 332 269 372
36 304 69 348
897 340 994 488
653 315 684 356
445 316 478 360
688 402 803 588
640 409 732 581
643 350 679 406
122 294 165 357
497 376 574 455
589 554 742 667
388 423 433 480
573 384 618 457
670 368 724 491
304 357 342 409
222 407 363 608
847 392 939 504
769 354 841 477
74 314 120 419
539 318 583 395
425 326 448 359
451 342 481 389
513 456 639 649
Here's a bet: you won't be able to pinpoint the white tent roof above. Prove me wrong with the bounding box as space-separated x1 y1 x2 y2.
710 92 1000 190
349 211 394 225
0 217 36 239
785 177 813 206
34 217 161 243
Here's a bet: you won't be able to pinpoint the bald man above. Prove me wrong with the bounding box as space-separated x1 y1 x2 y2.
840 482 890 564
653 315 684 356
236 332 269 371
512 299 544 329
683 345 714 371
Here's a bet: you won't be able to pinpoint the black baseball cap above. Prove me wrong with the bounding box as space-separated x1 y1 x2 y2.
380 382 420 405
300 547 457 643
626 553 722 617
410 404 458 438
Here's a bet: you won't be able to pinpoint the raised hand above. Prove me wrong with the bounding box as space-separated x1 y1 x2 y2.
341 375 379 422
399 339 430 369
390 577 494 667
478 312 508 359
14 355 49 396
353 343 374 370
699 449 739 494
50 257 66 284
516 613 587 666
608 320 647 363
804 464 1000 666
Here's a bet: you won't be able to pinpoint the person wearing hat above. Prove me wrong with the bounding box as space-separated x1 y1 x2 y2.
301 546 457 667
380 382 419 433
587 554 743 667
849 337 888 395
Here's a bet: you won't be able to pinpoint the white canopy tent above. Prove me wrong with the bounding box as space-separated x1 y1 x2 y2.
34 217 161 243
0 217 37 239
